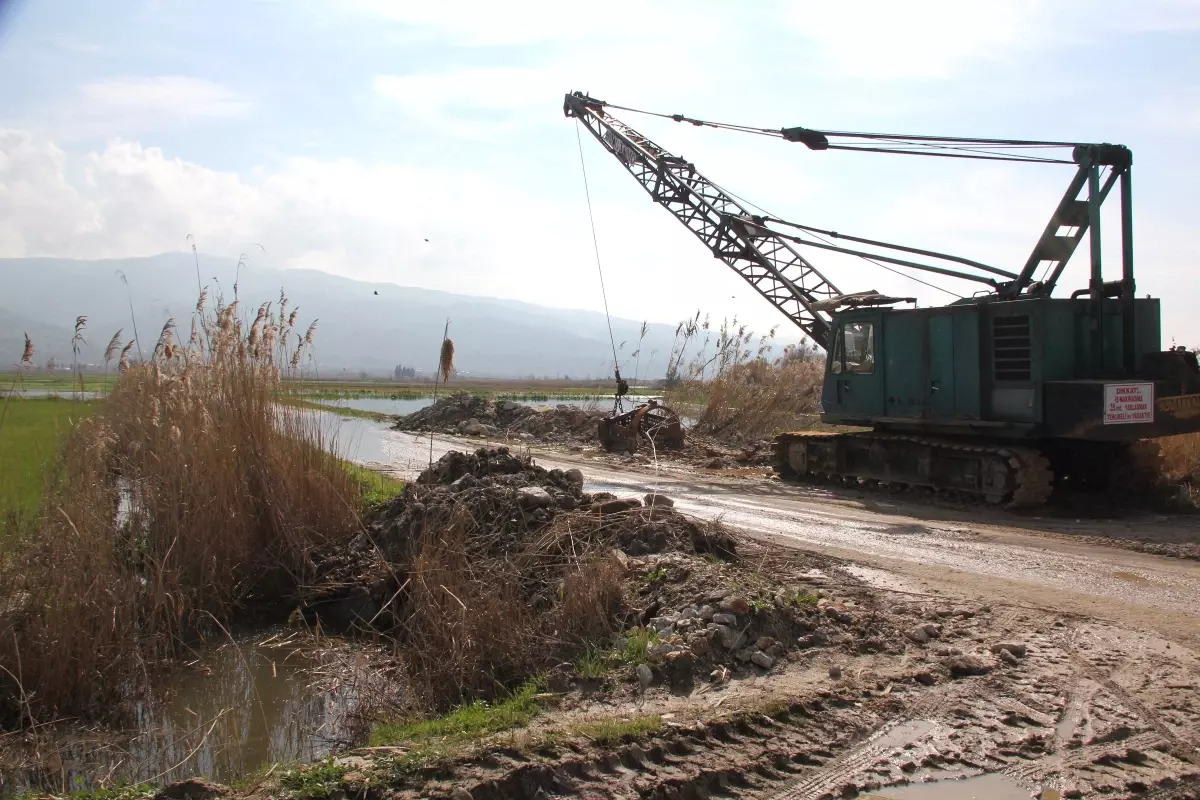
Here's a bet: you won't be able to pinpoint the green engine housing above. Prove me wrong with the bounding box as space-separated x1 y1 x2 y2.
820 296 1200 442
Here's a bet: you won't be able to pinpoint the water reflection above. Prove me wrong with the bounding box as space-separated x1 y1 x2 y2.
4 635 357 793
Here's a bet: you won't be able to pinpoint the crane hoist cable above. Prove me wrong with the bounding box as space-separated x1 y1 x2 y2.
709 177 964 301
600 100 1079 164
574 119 629 404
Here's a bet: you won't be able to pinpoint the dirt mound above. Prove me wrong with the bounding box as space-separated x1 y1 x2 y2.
393 392 605 444
300 447 738 707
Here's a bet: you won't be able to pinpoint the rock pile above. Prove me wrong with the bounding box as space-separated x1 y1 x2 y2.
299 447 740 705
393 392 606 444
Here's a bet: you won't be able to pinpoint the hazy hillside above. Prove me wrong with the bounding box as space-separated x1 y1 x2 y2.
0 255 796 378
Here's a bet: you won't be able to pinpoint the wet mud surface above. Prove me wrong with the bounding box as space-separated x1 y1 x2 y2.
310 430 1200 799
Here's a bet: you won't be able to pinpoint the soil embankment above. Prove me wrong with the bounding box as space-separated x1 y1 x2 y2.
118 445 1200 800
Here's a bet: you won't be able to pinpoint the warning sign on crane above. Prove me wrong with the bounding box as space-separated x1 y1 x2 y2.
1103 382 1155 424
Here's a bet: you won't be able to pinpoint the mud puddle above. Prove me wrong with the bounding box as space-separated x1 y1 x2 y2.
3 635 361 793
872 773 1032 798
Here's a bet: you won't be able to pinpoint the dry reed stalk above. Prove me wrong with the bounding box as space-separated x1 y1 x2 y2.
0 289 356 727
428 321 453 466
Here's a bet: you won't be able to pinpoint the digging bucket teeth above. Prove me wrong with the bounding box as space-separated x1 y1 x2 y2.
598 400 685 454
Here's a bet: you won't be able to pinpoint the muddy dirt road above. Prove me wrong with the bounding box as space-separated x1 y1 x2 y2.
357 426 1200 646
348 427 1200 798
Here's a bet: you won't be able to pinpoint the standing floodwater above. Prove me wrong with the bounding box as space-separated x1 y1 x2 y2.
2 635 361 793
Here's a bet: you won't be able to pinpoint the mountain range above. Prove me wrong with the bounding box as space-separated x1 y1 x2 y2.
0 254 796 379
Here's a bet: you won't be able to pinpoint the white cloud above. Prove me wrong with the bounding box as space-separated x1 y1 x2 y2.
79 76 252 121
41 77 253 140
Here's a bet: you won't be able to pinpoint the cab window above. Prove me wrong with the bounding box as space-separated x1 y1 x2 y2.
832 321 875 375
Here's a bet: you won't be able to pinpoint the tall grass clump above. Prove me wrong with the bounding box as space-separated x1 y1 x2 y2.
1160 433 1200 486
664 311 826 442
0 290 360 727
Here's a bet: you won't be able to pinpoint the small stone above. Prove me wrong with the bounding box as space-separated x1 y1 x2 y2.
459 418 485 436
998 649 1020 666
644 492 674 508
636 663 654 688
943 654 991 677
912 670 936 686
517 486 555 509
905 625 930 644
698 604 717 621
990 642 1027 658
610 548 630 570
709 667 728 683
711 612 738 627
342 772 365 786
709 623 739 649
564 468 585 487
934 607 955 617
735 647 756 662
752 651 775 669
921 623 942 638
451 789 474 800
686 633 712 657
590 497 643 515
720 596 751 615
756 636 776 650
828 664 843 680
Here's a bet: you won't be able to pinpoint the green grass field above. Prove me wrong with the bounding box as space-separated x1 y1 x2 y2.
0 397 93 523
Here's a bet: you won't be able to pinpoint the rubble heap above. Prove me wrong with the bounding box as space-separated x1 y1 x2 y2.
393 392 606 443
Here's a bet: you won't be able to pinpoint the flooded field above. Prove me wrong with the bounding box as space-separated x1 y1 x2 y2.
2 634 364 793
307 393 655 418
0 389 101 400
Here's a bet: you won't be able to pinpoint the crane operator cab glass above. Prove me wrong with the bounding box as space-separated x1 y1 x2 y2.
831 321 875 375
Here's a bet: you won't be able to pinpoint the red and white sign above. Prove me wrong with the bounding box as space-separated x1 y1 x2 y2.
1103 382 1155 425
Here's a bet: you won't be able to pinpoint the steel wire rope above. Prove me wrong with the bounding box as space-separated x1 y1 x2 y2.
574 119 622 378
710 178 964 301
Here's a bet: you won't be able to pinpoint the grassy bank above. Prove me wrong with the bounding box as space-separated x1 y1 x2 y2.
0 398 93 526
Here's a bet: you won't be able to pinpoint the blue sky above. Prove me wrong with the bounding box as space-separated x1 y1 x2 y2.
1 0 1198 343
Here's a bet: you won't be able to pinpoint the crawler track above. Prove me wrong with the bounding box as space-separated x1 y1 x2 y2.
772 431 1054 508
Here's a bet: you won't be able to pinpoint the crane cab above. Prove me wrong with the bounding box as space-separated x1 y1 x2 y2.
821 297 1200 442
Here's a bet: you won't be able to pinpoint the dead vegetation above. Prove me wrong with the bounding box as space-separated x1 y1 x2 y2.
301 447 738 712
1160 432 1200 488
661 311 826 443
0 290 362 728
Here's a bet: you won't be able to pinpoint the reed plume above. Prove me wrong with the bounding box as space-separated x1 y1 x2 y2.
438 338 455 384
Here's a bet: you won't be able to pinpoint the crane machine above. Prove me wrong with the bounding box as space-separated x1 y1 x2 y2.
564 91 1200 506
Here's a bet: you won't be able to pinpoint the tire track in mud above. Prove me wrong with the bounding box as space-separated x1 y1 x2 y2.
745 614 1200 800
435 691 893 800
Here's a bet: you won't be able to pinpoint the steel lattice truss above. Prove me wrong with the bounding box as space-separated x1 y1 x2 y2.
568 95 840 349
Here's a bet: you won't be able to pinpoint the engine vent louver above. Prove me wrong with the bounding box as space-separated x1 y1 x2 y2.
993 316 1032 382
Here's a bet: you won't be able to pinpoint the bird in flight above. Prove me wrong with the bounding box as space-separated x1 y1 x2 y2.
373 290 379 295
